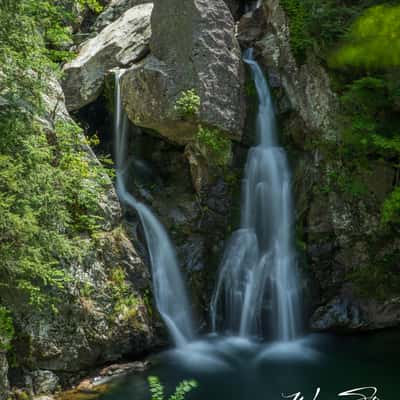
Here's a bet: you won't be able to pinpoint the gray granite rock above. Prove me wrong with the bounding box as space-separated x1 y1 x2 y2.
93 0 152 32
121 0 245 145
63 3 153 111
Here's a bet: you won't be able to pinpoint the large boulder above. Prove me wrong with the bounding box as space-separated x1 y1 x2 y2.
63 3 153 111
93 0 152 32
121 0 245 145
311 296 400 332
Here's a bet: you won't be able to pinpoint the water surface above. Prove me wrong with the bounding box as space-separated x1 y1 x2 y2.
99 331 400 400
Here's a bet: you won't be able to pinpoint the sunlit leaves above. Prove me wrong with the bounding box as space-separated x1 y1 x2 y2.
382 187 400 226
148 377 198 400
330 5 400 68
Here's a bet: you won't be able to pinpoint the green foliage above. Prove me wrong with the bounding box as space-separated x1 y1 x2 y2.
280 0 313 62
175 89 201 118
1 0 103 63
321 168 368 199
108 267 139 320
330 5 400 69
280 0 363 62
197 125 231 167
340 76 400 158
0 306 14 350
0 1 110 308
148 376 198 400
78 0 104 13
381 187 400 227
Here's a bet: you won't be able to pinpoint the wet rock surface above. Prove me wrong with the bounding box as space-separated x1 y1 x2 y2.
122 128 235 323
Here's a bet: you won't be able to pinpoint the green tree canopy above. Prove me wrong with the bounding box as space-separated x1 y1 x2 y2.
330 4 400 68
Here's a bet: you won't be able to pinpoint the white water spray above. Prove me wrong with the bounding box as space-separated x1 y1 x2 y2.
211 50 301 341
114 71 195 347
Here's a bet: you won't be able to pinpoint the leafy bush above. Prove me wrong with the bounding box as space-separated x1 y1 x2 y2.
148 376 198 400
0 307 14 351
175 89 201 118
0 1 111 308
3 0 103 63
330 4 400 69
381 187 400 227
280 0 313 62
281 0 369 63
197 125 231 167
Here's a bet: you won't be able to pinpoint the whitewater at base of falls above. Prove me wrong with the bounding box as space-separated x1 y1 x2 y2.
211 49 302 341
114 70 195 347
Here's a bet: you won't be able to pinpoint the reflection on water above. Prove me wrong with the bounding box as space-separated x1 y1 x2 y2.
99 331 400 400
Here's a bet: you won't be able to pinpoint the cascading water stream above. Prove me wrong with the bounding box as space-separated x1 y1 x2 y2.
211 49 301 341
114 71 195 347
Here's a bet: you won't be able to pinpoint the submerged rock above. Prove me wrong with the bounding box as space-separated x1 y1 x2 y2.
63 3 153 111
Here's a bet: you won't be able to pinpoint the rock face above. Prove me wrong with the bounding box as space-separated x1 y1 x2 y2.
121 0 245 144
114 126 236 324
0 352 9 400
239 0 400 331
250 0 338 138
93 0 152 32
311 296 400 331
32 371 60 395
63 3 153 111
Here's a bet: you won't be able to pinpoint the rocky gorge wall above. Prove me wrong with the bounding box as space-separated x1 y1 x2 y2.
241 0 400 331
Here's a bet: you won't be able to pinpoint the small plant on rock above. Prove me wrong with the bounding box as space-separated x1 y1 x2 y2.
175 89 201 118
197 125 231 167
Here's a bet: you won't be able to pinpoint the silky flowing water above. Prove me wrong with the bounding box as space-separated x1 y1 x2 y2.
114 71 195 347
211 49 301 340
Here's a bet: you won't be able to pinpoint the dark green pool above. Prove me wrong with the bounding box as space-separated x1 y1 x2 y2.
99 332 400 400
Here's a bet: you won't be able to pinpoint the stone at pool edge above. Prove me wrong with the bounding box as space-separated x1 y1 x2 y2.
56 360 150 400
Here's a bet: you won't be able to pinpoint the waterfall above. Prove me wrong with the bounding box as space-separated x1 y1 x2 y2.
211 50 301 341
114 71 195 347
